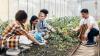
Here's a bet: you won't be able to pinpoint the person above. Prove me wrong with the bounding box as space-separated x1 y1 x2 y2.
29 15 47 44
2 10 41 45
30 15 39 31
75 9 99 45
37 9 55 39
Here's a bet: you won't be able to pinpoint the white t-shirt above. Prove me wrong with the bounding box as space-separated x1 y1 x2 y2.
80 16 99 30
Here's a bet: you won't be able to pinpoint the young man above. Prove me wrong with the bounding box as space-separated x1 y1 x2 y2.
78 9 99 45
36 9 55 38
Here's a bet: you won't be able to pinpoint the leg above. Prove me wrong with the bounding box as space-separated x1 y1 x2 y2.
87 31 94 44
87 28 99 44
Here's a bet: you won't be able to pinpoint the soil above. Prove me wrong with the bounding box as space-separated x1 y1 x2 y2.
19 43 79 56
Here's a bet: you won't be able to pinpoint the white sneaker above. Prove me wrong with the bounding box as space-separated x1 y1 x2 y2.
6 49 20 56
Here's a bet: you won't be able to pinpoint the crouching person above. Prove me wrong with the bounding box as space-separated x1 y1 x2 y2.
37 9 56 39
75 9 99 45
1 10 42 49
29 15 48 45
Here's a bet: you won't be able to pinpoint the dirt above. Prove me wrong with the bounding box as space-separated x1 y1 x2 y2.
19 43 79 56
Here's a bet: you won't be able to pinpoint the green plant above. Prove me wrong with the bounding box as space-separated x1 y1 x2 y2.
0 20 9 34
47 16 80 50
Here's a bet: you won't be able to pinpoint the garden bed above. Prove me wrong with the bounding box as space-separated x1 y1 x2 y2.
0 16 81 56
19 16 80 56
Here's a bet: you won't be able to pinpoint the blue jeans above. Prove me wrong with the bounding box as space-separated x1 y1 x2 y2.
87 28 99 44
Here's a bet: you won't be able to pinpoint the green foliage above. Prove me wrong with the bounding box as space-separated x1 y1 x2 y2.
0 17 81 56
47 16 80 50
0 20 9 34
47 16 80 33
98 20 100 27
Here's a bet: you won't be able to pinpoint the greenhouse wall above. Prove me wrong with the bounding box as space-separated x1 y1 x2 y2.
0 0 99 21
0 0 81 21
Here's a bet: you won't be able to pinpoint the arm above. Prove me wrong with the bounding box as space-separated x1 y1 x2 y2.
73 26 81 32
85 23 93 35
17 29 40 44
84 18 94 37
45 21 56 32
46 24 56 32
25 33 40 44
73 20 82 32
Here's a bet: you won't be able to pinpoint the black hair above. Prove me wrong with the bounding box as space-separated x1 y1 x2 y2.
30 15 38 30
40 9 49 16
15 10 27 29
15 10 27 22
81 9 89 14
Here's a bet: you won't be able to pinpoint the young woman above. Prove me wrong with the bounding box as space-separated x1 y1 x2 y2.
29 15 47 44
30 15 38 32
2 10 40 45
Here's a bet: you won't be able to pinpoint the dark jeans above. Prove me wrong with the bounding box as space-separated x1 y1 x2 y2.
87 28 99 44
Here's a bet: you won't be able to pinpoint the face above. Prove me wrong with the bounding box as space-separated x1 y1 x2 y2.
32 19 38 25
38 12 47 20
81 13 89 19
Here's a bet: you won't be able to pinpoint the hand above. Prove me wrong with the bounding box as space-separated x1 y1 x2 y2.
39 42 45 45
73 28 79 31
50 28 56 32
29 30 36 33
84 34 87 39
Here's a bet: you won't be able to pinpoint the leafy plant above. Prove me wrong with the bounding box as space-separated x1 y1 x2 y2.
0 20 9 34
47 16 80 50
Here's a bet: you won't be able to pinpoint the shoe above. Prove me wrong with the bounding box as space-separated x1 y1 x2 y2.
86 42 95 47
93 42 96 44
86 43 93 45
6 49 20 56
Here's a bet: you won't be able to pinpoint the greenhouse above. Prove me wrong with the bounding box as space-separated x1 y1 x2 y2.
0 0 100 56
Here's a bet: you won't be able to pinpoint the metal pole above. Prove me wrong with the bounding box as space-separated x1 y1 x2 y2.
32 0 34 15
64 0 65 16
18 0 19 9
55 0 56 16
40 0 41 9
44 0 45 8
8 0 9 21
48 0 50 18
60 0 61 17
95 0 98 19
27 0 28 13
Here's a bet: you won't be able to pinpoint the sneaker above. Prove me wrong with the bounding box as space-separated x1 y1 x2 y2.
6 49 20 56
86 42 95 47
86 42 96 45
86 43 93 45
